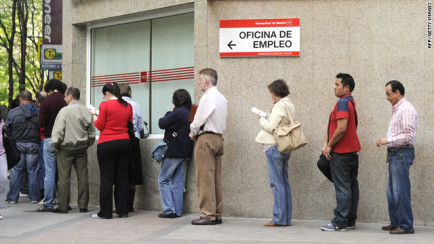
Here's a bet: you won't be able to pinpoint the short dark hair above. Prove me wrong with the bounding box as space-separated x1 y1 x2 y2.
199 68 218 86
44 79 67 94
336 73 355 92
36 92 47 103
66 87 80 100
268 79 290 98
19 90 33 102
172 89 192 109
11 95 20 109
385 80 405 96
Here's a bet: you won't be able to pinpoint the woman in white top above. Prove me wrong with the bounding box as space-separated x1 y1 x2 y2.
255 79 295 227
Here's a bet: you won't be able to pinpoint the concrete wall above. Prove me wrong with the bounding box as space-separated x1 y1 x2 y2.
63 0 434 225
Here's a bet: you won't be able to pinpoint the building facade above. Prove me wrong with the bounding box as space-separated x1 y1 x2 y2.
63 0 434 225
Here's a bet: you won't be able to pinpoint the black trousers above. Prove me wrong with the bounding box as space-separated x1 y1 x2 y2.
97 139 131 218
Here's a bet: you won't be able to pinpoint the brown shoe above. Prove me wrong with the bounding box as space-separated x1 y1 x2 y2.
381 225 396 231
390 228 414 234
191 217 216 225
264 222 285 227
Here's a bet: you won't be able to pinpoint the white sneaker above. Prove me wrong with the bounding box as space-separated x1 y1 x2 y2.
0 213 3 220
92 213 102 219
321 222 348 231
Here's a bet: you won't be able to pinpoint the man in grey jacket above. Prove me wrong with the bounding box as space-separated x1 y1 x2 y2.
51 87 95 213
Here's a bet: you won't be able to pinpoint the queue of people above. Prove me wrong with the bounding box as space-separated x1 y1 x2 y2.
0 69 418 235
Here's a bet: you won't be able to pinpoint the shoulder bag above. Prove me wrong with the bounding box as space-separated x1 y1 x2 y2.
151 123 189 163
127 104 135 140
273 102 308 153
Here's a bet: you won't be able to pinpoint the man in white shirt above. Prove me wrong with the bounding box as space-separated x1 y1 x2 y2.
189 68 228 225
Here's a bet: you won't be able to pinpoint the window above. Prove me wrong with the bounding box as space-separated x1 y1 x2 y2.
90 13 194 134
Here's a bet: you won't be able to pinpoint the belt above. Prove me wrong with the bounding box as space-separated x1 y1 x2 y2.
333 152 358 156
197 131 220 138
387 144 413 153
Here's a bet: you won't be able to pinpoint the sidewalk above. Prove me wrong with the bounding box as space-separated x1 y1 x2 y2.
1 195 433 244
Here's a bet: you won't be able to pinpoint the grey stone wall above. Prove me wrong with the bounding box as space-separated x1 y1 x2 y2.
63 0 434 225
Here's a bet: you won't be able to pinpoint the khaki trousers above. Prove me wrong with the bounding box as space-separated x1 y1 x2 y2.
194 134 224 221
56 148 89 211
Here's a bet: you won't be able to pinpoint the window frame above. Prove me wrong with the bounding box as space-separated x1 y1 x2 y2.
85 4 194 138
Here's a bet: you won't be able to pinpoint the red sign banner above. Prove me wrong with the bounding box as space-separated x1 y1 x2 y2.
91 67 194 87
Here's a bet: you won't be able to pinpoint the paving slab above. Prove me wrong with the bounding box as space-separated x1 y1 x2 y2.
1 197 433 244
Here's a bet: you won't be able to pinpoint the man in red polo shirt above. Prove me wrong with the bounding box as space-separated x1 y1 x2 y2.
321 73 361 231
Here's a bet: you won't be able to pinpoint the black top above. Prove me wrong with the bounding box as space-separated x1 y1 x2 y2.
38 92 67 138
158 106 193 158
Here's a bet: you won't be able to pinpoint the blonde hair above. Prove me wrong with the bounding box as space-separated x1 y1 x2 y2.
119 83 132 97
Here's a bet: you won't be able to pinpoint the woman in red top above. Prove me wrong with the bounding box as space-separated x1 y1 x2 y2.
90 83 132 219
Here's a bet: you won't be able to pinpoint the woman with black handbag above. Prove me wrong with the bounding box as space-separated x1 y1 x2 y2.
255 79 295 227
157 89 193 218
89 83 132 219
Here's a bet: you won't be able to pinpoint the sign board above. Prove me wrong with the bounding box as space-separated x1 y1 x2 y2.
38 38 42 63
43 0 62 45
41 44 62 70
48 71 62 80
219 18 300 57
42 64 62 71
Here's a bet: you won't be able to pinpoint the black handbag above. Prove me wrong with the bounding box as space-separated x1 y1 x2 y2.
127 104 135 140
3 134 21 169
317 154 333 182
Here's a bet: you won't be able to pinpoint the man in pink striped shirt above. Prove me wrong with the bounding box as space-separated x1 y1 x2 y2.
376 80 417 235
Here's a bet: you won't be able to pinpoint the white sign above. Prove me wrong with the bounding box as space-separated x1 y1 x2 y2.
219 18 300 57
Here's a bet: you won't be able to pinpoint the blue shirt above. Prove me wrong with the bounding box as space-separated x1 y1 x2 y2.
123 97 144 139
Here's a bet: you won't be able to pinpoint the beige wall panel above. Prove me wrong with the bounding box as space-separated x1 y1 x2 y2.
63 0 434 224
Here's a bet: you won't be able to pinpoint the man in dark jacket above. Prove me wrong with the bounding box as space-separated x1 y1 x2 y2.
5 90 40 204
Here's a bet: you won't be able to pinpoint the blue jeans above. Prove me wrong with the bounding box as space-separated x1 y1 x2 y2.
265 145 292 225
6 142 40 202
387 147 414 230
158 157 188 216
330 152 359 229
42 138 57 209
38 143 45 191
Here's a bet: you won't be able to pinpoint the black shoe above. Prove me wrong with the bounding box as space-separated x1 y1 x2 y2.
68 205 73 211
52 208 68 214
37 204 53 212
118 214 128 218
158 213 179 218
191 217 216 225
216 219 222 224
79 209 88 213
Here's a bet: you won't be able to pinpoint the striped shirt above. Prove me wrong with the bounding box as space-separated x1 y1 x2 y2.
0 119 5 155
386 98 417 147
